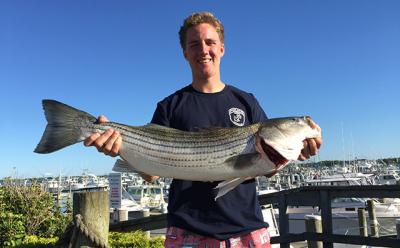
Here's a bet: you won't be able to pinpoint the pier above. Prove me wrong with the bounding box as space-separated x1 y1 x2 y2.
107 184 400 247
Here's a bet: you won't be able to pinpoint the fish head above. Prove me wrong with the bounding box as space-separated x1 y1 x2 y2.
257 116 321 169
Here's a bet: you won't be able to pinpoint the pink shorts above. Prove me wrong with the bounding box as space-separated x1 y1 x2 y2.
164 226 271 248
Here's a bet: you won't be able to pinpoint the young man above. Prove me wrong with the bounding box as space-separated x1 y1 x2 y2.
85 12 322 248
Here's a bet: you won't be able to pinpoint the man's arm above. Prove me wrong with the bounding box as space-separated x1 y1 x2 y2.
83 115 159 183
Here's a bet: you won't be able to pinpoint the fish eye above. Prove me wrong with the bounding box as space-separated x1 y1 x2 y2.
291 117 299 123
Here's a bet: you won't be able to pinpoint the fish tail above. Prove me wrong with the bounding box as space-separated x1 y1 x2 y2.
34 99 97 154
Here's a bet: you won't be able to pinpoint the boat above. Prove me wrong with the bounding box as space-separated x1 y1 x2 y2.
374 172 400 185
126 184 168 213
281 197 400 235
259 175 400 236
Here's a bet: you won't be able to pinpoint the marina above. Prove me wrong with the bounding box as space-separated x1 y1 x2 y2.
2 158 400 247
108 184 400 247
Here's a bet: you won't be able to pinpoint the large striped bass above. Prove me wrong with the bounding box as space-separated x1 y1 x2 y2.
34 100 321 199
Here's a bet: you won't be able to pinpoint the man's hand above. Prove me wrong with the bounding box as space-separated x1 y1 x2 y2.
84 116 160 182
139 172 160 183
298 118 322 161
83 115 122 157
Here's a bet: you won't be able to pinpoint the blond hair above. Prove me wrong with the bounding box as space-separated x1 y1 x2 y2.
179 12 224 50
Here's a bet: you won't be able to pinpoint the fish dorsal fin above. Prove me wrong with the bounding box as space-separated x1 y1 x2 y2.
142 123 186 135
195 126 226 132
213 177 247 200
143 123 172 130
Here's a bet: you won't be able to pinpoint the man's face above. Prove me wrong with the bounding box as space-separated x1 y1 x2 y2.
184 23 225 81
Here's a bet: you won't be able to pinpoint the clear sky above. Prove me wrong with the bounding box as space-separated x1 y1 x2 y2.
1 1 399 178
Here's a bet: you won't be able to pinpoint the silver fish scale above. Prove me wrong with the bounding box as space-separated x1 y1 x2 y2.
86 122 261 168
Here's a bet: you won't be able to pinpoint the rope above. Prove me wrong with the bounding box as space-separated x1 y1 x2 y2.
55 221 74 247
55 214 109 248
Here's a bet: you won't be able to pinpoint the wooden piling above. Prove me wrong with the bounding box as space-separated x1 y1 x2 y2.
118 209 128 222
366 199 379 237
72 191 109 247
357 208 368 237
305 215 322 248
139 209 150 237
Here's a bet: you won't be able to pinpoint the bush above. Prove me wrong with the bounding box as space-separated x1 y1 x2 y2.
0 232 163 247
0 212 25 246
0 180 164 247
108 231 164 248
20 235 58 247
0 181 71 246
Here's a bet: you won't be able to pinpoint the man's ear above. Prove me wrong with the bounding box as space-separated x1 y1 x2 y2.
220 44 225 57
183 49 189 60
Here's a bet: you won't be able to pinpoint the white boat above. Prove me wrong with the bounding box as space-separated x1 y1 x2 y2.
374 173 400 185
281 197 400 234
109 186 147 222
43 178 62 193
259 175 400 236
303 174 375 187
126 184 168 213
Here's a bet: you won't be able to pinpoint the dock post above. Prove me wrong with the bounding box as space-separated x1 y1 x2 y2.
139 209 151 237
366 199 379 237
319 190 333 248
396 219 400 239
72 191 109 247
357 208 368 237
110 209 117 223
305 215 322 248
118 209 128 222
278 194 290 248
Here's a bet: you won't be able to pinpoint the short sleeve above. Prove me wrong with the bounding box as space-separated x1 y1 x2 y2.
251 94 268 123
151 101 170 127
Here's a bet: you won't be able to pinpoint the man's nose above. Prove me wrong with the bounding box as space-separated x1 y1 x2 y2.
199 42 209 54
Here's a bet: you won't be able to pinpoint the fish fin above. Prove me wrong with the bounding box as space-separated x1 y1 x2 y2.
143 123 186 134
34 100 97 154
144 123 171 129
195 126 242 133
266 141 304 161
144 123 181 131
112 159 140 173
195 126 224 131
213 177 247 200
224 153 261 170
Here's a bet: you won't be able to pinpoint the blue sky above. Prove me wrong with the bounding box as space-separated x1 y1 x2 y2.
1 1 399 178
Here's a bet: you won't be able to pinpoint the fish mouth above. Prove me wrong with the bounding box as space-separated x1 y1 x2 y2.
260 138 288 169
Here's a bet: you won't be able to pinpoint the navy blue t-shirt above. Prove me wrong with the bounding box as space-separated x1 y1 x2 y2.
151 84 268 240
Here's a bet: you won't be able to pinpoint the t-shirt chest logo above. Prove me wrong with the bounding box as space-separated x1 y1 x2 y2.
228 108 246 126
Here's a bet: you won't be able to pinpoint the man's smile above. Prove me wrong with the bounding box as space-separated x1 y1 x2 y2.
197 58 212 64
